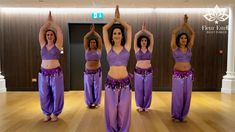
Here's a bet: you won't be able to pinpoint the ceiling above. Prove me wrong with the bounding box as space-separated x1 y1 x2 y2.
0 0 234 8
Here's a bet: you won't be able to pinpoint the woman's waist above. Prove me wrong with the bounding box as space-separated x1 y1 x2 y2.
86 60 100 64
135 66 153 75
172 69 193 79
39 66 62 76
41 60 60 69
174 63 191 70
109 66 127 71
84 67 101 74
136 61 151 69
85 61 101 69
174 62 191 66
108 66 128 79
136 60 151 64
105 75 131 90
42 59 59 62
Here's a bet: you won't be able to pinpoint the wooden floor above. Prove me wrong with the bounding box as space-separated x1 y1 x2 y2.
0 92 235 132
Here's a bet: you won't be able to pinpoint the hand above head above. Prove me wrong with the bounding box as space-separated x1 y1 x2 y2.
184 14 188 23
142 22 146 31
90 23 95 33
48 11 53 22
115 5 120 19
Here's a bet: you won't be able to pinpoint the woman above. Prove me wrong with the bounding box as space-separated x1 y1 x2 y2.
38 11 64 122
83 24 102 108
171 15 195 122
103 5 132 132
134 24 154 112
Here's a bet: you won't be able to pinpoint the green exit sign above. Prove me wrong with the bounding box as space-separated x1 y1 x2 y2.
92 12 104 19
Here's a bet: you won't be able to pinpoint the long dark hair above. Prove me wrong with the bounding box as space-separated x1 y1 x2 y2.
109 24 126 46
176 32 189 47
137 35 150 49
45 29 57 44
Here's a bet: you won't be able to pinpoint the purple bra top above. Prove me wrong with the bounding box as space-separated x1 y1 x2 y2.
135 49 152 61
173 47 192 62
41 44 60 60
107 47 130 66
85 50 101 61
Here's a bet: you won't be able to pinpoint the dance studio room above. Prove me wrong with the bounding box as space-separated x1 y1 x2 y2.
0 0 235 132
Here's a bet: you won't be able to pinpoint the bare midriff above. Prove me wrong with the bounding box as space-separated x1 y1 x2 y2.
85 61 101 70
108 66 128 79
41 60 60 69
136 60 151 69
174 62 191 71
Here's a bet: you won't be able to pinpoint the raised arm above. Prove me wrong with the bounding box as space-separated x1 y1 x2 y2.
47 12 63 50
134 30 143 52
114 5 132 51
53 22 63 50
171 14 197 51
93 31 102 51
39 11 63 50
84 24 94 50
184 23 195 49
39 12 52 48
143 26 154 52
116 18 132 51
102 5 121 52
171 24 182 51
39 22 49 48
103 19 115 52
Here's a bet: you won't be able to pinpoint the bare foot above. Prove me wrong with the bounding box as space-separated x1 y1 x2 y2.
137 107 144 112
43 116 51 122
144 108 149 112
51 115 58 122
95 104 100 108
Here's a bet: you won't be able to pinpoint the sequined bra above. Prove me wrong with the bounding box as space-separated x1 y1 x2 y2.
85 50 101 61
41 44 60 60
173 47 192 62
107 47 130 66
135 49 152 61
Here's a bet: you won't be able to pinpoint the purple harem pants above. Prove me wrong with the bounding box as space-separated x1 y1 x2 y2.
171 70 193 121
84 67 102 106
38 67 64 116
134 67 153 109
105 75 131 132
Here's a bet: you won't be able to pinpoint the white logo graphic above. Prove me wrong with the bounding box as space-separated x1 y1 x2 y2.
203 5 229 24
